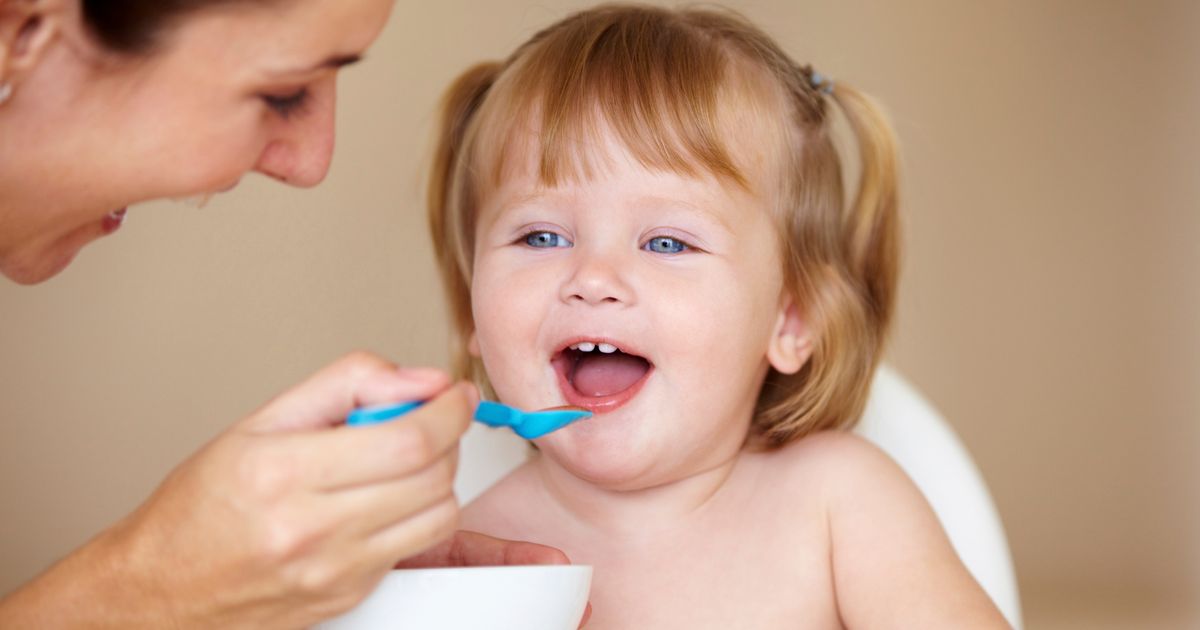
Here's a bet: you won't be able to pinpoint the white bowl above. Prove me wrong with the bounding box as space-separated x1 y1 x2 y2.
314 565 592 630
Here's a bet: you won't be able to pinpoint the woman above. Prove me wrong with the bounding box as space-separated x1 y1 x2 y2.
0 1 574 627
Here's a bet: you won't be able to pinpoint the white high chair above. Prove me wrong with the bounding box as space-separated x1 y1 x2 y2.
455 365 1023 628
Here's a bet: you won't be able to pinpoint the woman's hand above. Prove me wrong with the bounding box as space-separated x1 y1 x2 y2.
116 351 480 627
0 352 481 628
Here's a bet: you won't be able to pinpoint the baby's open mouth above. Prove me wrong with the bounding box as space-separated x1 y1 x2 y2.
551 340 653 413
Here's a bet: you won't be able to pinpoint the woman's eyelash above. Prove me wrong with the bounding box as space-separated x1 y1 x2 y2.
262 88 311 118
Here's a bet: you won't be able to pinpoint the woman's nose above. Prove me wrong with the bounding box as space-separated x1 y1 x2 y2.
254 86 337 187
559 247 636 307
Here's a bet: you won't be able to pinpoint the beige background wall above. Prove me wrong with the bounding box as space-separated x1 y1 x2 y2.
2 1 1197 627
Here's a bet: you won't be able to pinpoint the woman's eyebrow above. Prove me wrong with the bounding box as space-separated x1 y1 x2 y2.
267 54 363 77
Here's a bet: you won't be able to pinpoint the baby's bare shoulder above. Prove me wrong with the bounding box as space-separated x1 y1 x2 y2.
764 430 897 481
755 430 920 513
779 436 1009 627
767 430 940 535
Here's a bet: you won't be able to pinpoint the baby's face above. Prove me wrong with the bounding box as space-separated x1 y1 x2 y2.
470 132 794 489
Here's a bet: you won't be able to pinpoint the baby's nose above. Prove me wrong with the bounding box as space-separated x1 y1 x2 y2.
559 251 635 306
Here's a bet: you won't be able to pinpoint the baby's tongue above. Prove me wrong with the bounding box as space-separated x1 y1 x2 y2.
571 353 648 397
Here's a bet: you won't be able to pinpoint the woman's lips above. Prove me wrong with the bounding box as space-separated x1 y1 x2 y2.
552 354 654 414
101 208 127 235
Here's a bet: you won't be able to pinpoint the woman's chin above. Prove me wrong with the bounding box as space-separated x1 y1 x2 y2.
1 244 80 285
3 219 113 284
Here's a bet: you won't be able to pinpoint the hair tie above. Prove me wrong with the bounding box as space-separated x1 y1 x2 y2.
808 70 834 95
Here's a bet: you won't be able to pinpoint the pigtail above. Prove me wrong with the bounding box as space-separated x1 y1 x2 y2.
755 76 902 446
829 85 901 334
428 62 501 380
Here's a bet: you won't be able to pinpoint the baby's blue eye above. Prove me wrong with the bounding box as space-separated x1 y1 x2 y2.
644 236 688 254
524 231 572 248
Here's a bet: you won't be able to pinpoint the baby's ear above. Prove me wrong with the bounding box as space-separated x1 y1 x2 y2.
766 297 813 375
467 330 481 357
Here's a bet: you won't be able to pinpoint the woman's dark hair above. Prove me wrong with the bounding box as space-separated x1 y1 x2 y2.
81 0 270 53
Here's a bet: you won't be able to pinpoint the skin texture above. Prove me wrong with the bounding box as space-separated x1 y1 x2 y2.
461 126 1012 628
0 1 583 627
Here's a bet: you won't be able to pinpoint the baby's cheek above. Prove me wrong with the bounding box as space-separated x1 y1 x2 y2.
474 322 542 407
477 342 525 403
692 298 775 374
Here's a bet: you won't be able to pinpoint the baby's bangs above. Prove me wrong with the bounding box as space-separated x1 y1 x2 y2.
475 9 755 190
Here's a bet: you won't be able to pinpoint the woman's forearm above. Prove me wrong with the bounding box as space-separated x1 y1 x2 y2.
0 524 174 629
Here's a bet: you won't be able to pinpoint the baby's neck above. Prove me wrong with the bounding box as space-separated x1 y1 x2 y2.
530 449 744 542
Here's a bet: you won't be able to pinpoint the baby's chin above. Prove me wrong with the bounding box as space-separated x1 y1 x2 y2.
535 425 670 491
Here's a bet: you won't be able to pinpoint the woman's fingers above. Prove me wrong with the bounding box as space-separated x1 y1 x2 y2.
393 530 572 569
280 382 473 490
243 352 453 433
320 453 459 539
365 495 463 564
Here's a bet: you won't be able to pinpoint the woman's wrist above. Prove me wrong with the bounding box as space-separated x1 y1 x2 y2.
0 517 178 629
91 515 179 628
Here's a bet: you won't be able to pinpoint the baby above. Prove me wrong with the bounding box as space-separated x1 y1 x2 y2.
427 4 1010 628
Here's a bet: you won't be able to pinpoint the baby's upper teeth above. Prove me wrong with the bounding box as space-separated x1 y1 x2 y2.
567 341 622 353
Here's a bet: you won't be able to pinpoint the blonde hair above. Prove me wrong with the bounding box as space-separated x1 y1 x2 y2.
428 4 900 446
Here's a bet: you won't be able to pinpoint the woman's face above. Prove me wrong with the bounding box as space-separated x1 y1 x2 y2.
0 0 394 283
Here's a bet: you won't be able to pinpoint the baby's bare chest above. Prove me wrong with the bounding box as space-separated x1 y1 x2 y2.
462 455 843 628
575 511 840 629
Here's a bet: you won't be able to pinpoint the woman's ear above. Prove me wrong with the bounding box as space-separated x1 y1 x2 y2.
766 296 813 375
0 0 65 82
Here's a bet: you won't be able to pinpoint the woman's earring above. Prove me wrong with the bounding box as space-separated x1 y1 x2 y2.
0 82 12 106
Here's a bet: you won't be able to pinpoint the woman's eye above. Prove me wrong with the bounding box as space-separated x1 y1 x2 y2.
644 236 689 254
262 88 311 118
523 231 572 248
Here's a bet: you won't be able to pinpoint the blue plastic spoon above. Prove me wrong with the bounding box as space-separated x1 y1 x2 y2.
346 400 592 439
